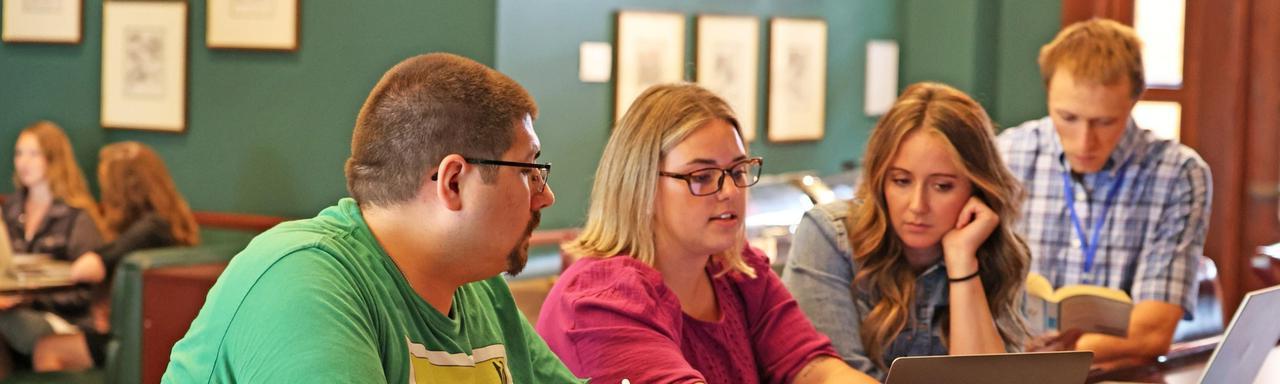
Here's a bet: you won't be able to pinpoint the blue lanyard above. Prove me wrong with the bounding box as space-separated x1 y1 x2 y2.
1061 163 1129 274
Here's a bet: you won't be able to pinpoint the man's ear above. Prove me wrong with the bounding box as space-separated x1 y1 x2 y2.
431 154 467 211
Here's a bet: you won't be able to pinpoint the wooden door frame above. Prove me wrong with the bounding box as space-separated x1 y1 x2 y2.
1242 0 1280 296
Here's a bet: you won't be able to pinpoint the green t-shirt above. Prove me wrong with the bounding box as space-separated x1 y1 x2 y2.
163 198 582 383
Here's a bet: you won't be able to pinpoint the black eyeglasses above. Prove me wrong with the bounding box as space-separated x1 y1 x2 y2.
659 157 763 196
431 158 551 193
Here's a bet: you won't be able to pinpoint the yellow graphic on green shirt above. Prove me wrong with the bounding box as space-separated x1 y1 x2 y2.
406 340 512 384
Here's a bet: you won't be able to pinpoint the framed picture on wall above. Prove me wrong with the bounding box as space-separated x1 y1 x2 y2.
767 17 827 143
615 10 685 121
206 0 298 51
696 14 760 142
1 0 82 44
101 0 188 132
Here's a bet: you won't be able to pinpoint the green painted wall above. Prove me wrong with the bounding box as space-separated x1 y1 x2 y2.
497 0 897 229
0 0 1059 231
993 0 1061 127
900 0 1061 128
0 1 497 218
900 0 999 107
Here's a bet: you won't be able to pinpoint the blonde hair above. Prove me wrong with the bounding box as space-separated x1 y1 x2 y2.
98 141 199 246
1039 18 1145 99
849 83 1030 370
565 83 754 277
14 121 104 232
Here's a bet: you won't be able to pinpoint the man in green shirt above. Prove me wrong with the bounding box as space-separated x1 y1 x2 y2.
164 53 580 383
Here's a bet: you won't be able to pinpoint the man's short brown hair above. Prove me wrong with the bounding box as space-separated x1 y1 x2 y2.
345 53 537 206
1038 18 1145 99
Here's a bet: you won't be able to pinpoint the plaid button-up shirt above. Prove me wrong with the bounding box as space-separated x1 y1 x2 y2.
997 117 1212 316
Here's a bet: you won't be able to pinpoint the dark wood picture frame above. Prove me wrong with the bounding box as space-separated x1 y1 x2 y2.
696 14 760 142
101 0 189 133
1 0 83 44
767 17 828 143
206 0 299 52
614 10 685 121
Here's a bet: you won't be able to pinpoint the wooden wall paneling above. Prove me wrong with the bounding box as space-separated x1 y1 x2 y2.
1243 0 1280 292
1061 0 1133 26
1186 0 1251 316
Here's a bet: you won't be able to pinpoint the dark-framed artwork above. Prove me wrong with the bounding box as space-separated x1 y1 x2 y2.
696 14 760 142
767 17 827 142
615 10 685 120
101 0 188 132
1 0 82 44
206 0 298 51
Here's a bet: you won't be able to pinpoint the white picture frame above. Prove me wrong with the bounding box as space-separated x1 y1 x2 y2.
615 10 685 121
767 17 827 143
696 14 760 142
1 0 82 44
206 0 298 51
101 1 188 132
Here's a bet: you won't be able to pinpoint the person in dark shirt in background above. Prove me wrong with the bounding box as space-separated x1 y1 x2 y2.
36 141 200 371
0 121 104 377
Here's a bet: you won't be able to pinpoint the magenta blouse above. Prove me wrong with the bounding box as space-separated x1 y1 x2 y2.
535 247 838 383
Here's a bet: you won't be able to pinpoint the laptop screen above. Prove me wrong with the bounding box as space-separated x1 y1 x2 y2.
1198 285 1280 383
884 351 1092 384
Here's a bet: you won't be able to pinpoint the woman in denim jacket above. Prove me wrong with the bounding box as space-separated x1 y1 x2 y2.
782 83 1031 380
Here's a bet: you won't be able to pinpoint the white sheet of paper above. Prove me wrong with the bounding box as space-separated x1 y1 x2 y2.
865 40 899 116
579 42 612 83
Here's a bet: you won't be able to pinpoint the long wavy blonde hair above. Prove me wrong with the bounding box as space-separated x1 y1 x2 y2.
849 83 1030 370
13 121 104 232
564 83 753 277
98 141 199 246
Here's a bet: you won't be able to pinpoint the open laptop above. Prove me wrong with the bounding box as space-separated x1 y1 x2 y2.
0 207 74 291
1196 284 1280 384
884 351 1093 384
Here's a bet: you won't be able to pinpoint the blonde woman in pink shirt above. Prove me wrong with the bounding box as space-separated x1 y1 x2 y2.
536 83 878 384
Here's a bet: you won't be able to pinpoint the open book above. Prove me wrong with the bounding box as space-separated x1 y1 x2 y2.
1024 272 1132 337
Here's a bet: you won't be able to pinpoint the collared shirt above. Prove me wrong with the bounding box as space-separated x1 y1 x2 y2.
2 189 102 261
2 189 103 321
997 117 1212 316
782 201 950 380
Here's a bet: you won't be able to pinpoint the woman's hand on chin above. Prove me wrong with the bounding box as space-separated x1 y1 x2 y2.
941 196 999 272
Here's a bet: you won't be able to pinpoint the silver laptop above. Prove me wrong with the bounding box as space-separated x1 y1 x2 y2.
0 207 73 289
1197 284 1280 384
884 351 1093 384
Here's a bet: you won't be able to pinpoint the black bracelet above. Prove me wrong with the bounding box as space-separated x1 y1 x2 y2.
947 268 981 283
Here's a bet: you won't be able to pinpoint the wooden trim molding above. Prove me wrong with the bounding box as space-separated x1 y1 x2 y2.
1185 0 1252 316
1241 0 1280 294
1061 0 1134 26
191 211 288 233
528 228 579 247
1 193 580 244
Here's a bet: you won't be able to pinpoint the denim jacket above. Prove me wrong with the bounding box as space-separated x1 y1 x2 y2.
781 201 949 380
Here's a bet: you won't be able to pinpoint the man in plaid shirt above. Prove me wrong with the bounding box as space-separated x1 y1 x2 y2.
997 19 1212 367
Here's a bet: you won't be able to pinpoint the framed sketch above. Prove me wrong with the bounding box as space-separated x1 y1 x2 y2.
206 0 298 51
1 0 82 44
767 18 827 142
615 10 685 120
101 1 188 132
696 15 759 142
